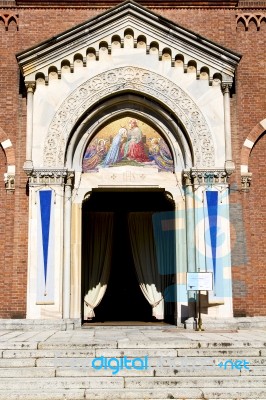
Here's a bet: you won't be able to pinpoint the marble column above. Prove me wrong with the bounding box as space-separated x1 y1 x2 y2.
223 84 232 162
63 175 73 319
70 202 82 319
24 82 35 170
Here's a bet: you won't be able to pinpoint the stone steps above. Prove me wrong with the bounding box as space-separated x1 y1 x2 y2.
0 337 265 399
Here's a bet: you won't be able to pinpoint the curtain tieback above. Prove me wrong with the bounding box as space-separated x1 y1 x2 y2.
152 297 164 308
84 300 94 309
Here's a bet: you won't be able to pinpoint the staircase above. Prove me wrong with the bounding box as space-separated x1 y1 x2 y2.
0 326 266 399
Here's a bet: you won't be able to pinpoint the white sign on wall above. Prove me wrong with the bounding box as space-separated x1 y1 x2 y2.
186 272 213 291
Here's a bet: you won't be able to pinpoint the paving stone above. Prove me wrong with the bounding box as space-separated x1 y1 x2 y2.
0 391 85 400
177 348 262 357
2 350 55 358
0 358 36 367
0 377 124 390
117 339 266 349
0 331 25 340
124 376 266 388
154 366 253 376
38 342 117 350
56 366 154 377
202 388 266 399
94 349 177 357
84 388 203 399
37 357 95 368
0 343 38 350
0 367 55 378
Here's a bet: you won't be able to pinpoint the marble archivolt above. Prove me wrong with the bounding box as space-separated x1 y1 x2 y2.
43 67 215 168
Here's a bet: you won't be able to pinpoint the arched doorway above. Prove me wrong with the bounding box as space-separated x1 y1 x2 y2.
81 189 176 324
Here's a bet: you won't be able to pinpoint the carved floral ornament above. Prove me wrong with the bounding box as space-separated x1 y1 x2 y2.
43 67 215 169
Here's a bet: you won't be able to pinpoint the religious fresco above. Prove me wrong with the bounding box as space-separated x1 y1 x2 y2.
82 117 174 172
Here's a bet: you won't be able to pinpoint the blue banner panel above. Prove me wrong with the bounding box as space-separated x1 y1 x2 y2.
39 190 52 286
206 191 218 282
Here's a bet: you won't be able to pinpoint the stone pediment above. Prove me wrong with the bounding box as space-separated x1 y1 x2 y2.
17 0 241 86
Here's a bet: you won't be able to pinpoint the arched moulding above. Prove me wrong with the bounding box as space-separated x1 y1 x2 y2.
0 13 19 31
48 66 58 82
99 40 110 59
149 41 159 56
61 60 71 74
162 47 172 61
86 47 97 62
124 28 134 48
112 35 122 49
212 72 222 87
137 34 146 49
0 127 16 191
236 13 266 31
240 118 266 190
200 66 209 80
174 54 184 68
187 60 197 74
124 28 134 37
35 72 45 86
74 53 84 68
43 66 215 169
66 93 190 172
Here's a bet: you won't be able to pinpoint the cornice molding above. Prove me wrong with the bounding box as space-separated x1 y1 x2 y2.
17 0 241 83
15 0 239 7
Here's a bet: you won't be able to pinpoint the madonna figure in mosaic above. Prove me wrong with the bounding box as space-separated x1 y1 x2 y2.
101 127 127 167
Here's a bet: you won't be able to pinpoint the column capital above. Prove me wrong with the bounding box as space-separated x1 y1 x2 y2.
65 171 75 187
241 172 252 192
25 81 36 93
4 172 15 192
221 83 232 94
25 168 74 186
183 167 231 186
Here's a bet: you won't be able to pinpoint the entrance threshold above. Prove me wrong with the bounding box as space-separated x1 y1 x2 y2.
82 321 171 327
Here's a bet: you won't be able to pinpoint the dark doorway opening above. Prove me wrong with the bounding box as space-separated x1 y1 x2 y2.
82 189 175 324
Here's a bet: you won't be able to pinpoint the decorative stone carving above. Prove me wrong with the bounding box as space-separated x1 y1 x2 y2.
0 13 19 31
241 173 252 191
25 168 73 186
4 172 15 191
43 67 215 169
183 167 231 186
236 14 266 31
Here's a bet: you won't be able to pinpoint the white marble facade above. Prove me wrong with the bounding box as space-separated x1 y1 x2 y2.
17 1 240 322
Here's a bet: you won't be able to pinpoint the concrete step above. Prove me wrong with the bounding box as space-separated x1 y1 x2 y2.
36 340 266 349
0 376 266 389
0 388 266 399
1 333 266 399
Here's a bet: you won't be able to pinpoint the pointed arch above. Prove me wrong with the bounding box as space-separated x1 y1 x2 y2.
0 127 15 190
43 66 215 169
240 118 266 189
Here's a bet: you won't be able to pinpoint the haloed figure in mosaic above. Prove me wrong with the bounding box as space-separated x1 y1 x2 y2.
122 119 150 162
101 127 127 167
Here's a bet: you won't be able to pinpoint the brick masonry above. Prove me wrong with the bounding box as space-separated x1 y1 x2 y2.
0 1 265 318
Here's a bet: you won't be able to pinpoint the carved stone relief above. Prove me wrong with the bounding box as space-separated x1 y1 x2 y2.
43 67 215 169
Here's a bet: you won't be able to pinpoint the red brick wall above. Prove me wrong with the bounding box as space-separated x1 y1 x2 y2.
242 134 266 316
0 3 265 317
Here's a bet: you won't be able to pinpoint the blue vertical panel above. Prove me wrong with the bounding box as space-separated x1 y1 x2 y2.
40 190 52 287
37 190 55 304
206 191 218 283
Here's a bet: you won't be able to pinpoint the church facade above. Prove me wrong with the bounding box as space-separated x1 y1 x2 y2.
0 0 265 324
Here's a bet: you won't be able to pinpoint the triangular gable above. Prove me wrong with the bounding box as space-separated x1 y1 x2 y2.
17 0 241 85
